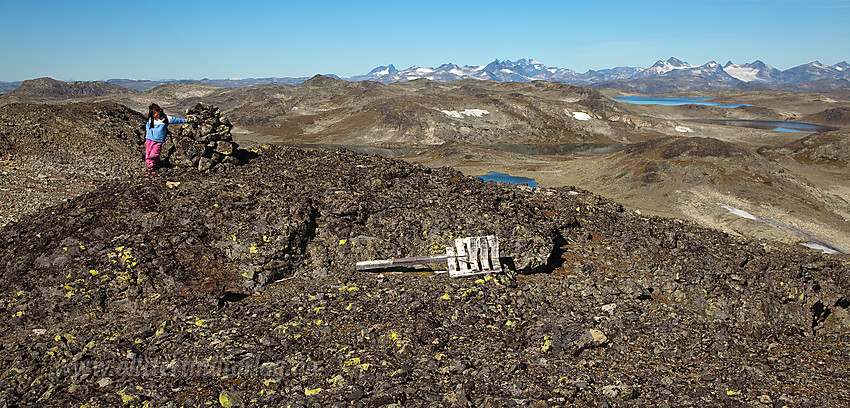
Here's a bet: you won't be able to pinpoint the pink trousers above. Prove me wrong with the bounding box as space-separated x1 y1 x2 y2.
145 139 163 170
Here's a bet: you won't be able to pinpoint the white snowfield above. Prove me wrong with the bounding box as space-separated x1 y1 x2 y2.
572 112 592 121
801 242 841 255
718 204 759 221
649 60 689 75
675 125 694 133
441 109 490 118
724 65 763 82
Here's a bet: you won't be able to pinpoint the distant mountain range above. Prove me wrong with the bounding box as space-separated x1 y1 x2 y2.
2 57 849 95
349 58 850 86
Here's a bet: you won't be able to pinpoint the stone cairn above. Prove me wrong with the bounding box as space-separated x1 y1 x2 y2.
164 103 242 171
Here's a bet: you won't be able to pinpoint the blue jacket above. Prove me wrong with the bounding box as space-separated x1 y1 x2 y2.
145 115 187 143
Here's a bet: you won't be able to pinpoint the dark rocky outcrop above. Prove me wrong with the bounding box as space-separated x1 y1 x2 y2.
625 136 748 159
804 106 850 125
0 145 848 406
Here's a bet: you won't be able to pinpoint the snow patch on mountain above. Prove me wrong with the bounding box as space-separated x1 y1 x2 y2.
718 204 759 221
572 112 592 121
645 58 691 76
441 109 490 118
724 66 763 82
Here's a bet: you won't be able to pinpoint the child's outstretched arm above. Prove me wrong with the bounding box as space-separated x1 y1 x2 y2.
167 115 188 125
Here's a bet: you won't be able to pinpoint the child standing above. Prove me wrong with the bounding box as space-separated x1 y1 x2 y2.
145 103 188 175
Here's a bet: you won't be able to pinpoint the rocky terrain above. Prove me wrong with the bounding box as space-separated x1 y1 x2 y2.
0 78 849 405
5 77 136 100
1 136 849 406
2 77 849 253
0 102 147 225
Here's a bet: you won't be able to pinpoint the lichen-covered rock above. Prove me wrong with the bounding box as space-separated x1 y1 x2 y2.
0 146 848 407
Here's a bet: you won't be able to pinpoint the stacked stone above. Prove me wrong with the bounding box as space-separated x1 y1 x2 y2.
166 103 241 171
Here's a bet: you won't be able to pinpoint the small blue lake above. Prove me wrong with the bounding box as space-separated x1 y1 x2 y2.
773 127 813 133
479 172 538 187
695 119 833 133
614 96 750 108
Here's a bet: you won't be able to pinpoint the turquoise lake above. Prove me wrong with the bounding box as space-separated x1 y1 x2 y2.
613 96 750 108
695 119 833 133
479 172 538 187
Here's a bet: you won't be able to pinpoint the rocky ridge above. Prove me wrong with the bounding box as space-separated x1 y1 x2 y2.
0 143 848 406
0 102 147 225
7 77 136 100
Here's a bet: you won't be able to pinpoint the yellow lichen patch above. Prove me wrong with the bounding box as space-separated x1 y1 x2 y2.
218 390 242 407
542 334 552 352
304 387 323 396
117 387 135 404
249 243 259 254
155 320 168 336
89 269 99 276
441 294 451 300
459 287 479 297
116 270 135 284
327 374 345 387
342 357 373 373
109 247 137 269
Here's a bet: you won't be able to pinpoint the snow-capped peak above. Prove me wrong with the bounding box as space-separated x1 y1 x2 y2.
644 57 691 75
366 64 398 77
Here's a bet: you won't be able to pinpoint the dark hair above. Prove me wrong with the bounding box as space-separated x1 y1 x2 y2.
147 103 167 126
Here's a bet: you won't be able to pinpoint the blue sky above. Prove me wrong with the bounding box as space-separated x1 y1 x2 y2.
1 0 848 81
